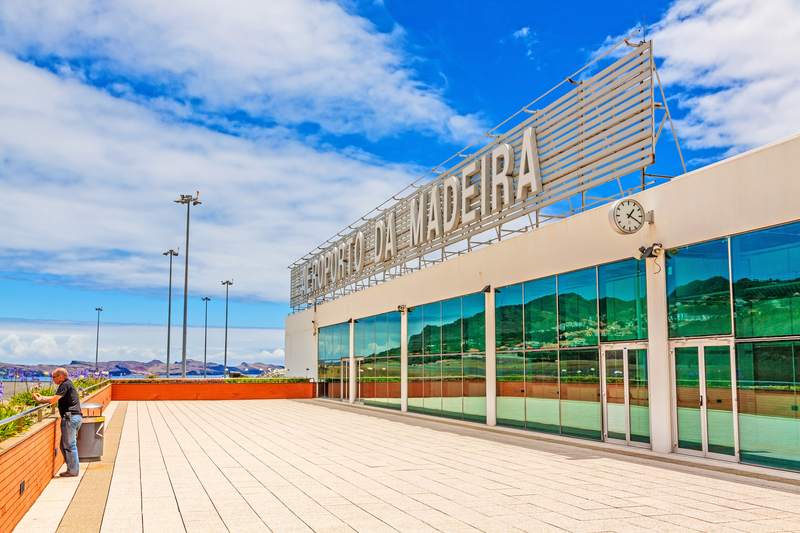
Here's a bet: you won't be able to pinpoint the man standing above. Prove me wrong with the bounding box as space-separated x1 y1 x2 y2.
34 368 82 477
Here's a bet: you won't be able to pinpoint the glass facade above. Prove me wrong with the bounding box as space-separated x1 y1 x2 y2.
495 259 646 441
355 312 402 409
599 259 648 342
737 341 800 470
316 322 350 399
664 220 800 470
408 293 486 422
317 218 800 473
666 239 732 338
732 221 800 338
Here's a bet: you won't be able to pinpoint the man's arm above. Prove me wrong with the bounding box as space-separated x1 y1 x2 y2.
33 393 62 404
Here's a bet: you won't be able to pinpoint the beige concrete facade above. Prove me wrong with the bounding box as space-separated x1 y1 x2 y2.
286 133 800 456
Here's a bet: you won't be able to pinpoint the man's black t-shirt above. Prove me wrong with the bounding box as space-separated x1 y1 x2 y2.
56 379 81 418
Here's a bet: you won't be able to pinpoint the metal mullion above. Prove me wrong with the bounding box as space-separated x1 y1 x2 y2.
623 347 631 444
556 275 562 435
521 281 528 427
699 346 710 456
600 347 608 441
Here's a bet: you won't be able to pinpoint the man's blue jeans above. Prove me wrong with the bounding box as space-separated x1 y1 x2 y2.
60 414 82 475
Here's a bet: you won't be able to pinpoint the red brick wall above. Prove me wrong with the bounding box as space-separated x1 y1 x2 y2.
111 382 315 401
0 383 111 533
0 420 61 533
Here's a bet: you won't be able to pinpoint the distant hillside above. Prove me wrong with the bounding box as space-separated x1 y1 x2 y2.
0 359 283 377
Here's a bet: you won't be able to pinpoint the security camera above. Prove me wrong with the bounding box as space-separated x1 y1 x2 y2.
633 247 645 261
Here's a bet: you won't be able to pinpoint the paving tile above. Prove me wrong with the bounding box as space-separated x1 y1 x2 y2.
21 400 800 533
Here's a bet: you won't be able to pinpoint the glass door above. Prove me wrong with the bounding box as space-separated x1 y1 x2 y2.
355 357 364 403
340 358 350 401
601 345 650 447
672 340 738 460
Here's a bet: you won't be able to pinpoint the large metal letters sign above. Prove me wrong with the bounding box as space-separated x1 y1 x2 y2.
290 42 655 310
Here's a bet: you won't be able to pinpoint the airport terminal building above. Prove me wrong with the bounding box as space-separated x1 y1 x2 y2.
285 41 800 473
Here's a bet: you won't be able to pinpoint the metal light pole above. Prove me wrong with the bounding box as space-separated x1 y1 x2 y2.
222 280 233 378
94 307 103 372
163 249 179 378
202 297 211 379
174 193 202 378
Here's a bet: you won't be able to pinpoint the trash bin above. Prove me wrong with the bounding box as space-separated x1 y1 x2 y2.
77 403 104 461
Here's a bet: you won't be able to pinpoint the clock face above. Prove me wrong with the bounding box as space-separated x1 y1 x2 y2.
611 199 645 234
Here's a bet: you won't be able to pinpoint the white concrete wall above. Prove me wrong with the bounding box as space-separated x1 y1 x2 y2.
284 309 316 378
286 133 800 419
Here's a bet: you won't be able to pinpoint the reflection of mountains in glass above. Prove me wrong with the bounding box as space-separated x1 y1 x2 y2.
494 292 646 344
408 311 486 354
734 277 800 337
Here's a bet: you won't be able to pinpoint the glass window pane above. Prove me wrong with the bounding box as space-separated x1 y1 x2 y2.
333 324 341 360
524 277 558 349
558 269 598 347
318 327 325 361
387 355 401 410
599 259 648 342
423 355 442 415
408 307 423 356
374 357 389 405
496 284 523 350
462 293 486 352
674 347 702 451
363 315 376 358
605 350 626 440
463 353 486 423
526 351 560 434
408 356 424 413
667 239 732 337
324 326 332 360
328 361 341 399
424 302 442 355
354 320 364 359
442 297 462 354
388 311 402 357
628 349 650 444
441 354 463 420
497 352 525 428
360 357 376 402
732 221 800 338
375 314 388 357
737 341 800 470
559 349 601 440
704 346 735 456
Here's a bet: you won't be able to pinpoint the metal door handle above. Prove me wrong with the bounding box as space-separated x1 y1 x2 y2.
700 395 703 407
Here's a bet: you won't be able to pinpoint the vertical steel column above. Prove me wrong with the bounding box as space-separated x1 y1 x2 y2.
645 253 672 453
400 309 408 412
349 320 356 404
485 290 497 426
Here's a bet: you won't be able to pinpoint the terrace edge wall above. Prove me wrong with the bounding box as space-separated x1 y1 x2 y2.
0 384 111 533
111 382 315 401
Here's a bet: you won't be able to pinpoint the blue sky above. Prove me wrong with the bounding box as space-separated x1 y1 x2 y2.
0 0 798 365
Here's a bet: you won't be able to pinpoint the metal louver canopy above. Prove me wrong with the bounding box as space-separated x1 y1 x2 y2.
290 40 655 311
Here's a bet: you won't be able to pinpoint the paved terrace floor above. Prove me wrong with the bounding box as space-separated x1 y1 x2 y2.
15 399 800 533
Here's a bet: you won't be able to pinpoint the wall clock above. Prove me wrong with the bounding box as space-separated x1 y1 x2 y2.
609 198 645 235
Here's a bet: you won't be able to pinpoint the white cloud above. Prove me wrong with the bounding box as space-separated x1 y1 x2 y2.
0 51 426 302
0 0 484 141
651 0 800 152
0 319 285 365
511 27 538 58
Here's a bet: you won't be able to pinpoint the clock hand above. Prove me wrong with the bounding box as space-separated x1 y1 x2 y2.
627 209 636 219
